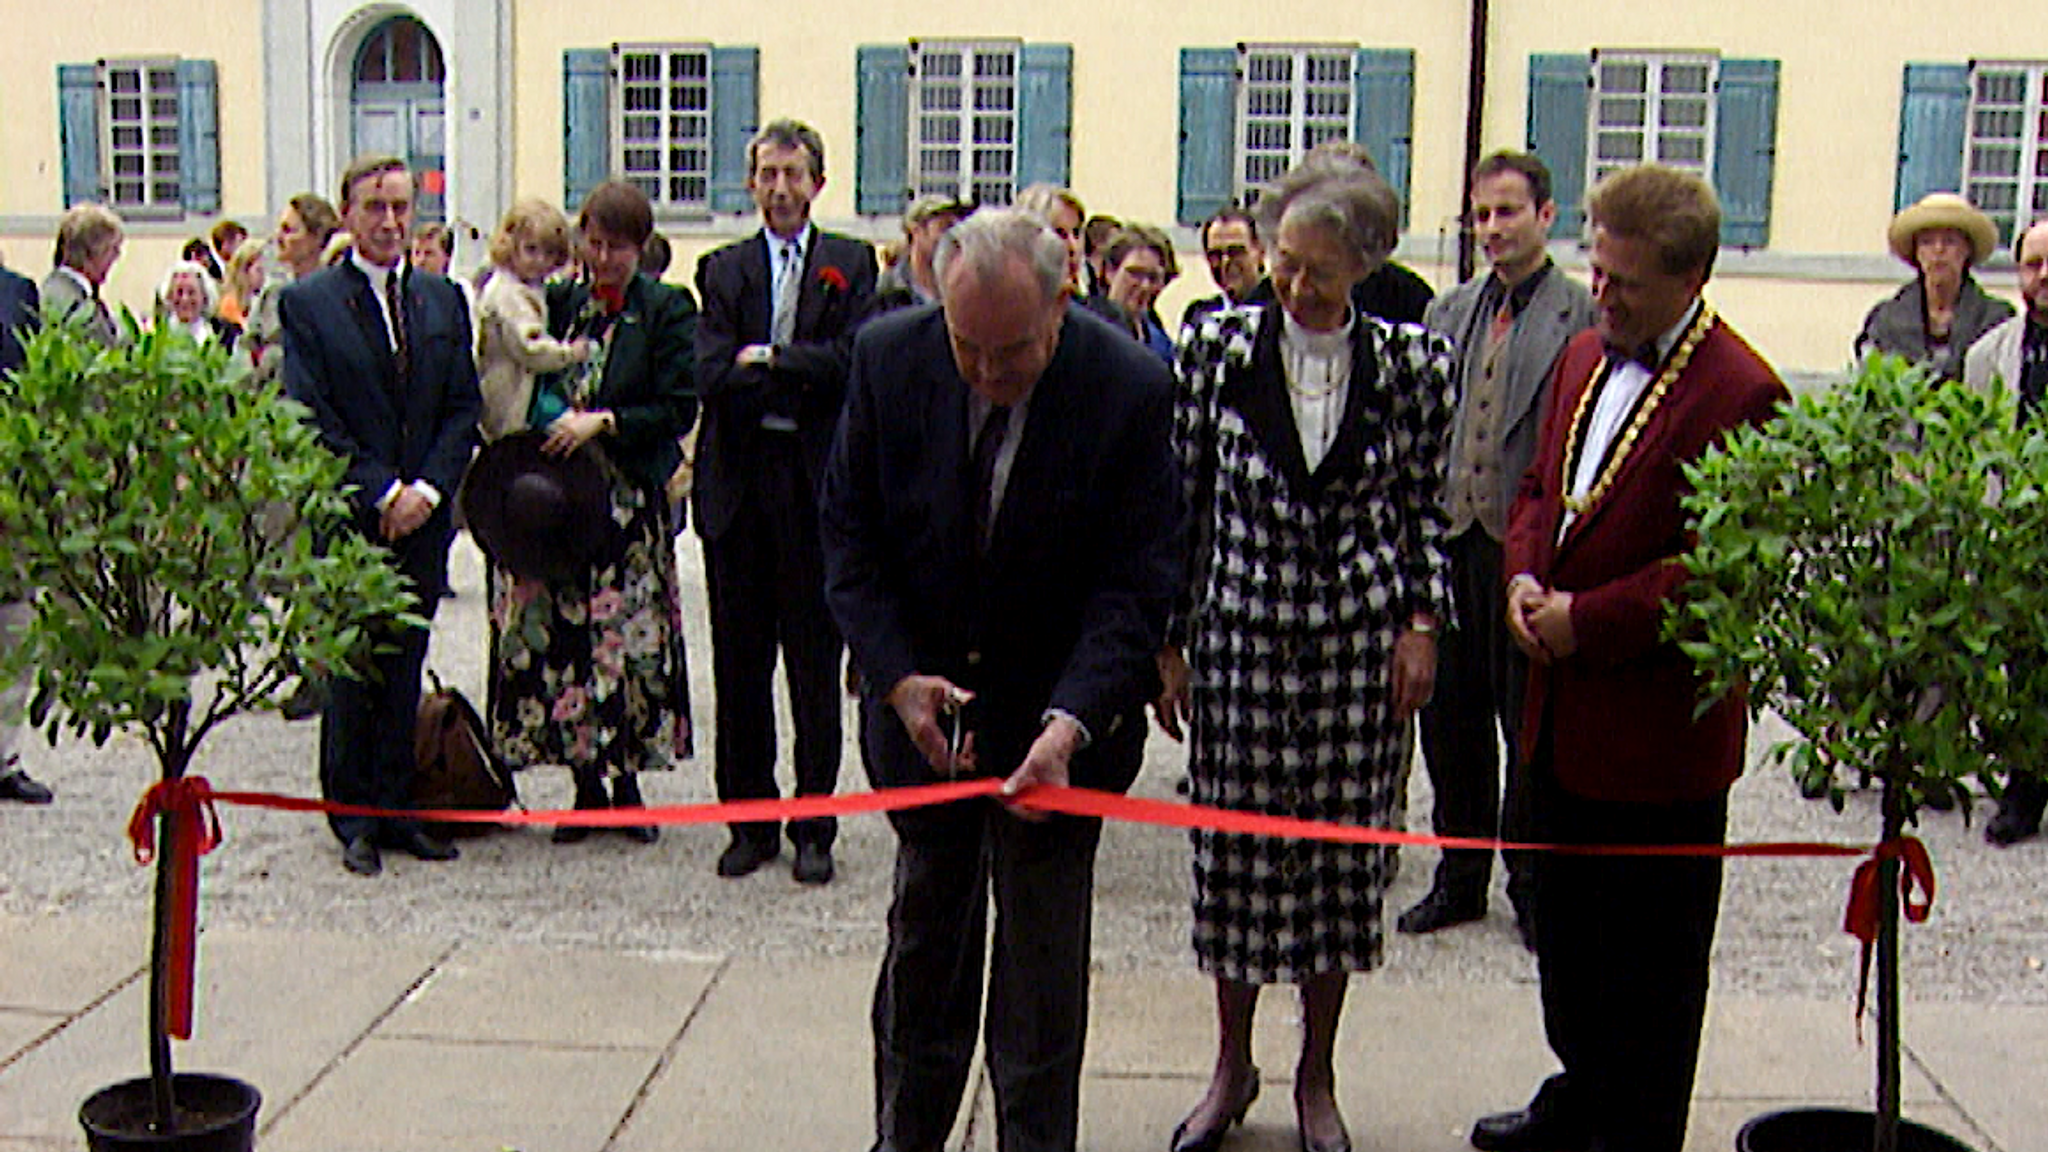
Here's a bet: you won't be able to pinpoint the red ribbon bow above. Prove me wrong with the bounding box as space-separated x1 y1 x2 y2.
126 777 224 1040
1841 835 1936 1029
592 283 626 315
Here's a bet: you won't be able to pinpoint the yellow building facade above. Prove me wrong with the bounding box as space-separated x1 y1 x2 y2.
1 0 2040 378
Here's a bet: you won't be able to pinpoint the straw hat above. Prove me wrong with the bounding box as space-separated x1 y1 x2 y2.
1887 193 1998 266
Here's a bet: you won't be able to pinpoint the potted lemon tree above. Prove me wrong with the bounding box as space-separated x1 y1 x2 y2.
0 316 417 1149
1671 354 2044 1152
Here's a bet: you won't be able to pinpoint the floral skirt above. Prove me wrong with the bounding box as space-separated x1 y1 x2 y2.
487 459 694 778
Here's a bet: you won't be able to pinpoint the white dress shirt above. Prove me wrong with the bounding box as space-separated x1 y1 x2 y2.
1560 299 1702 538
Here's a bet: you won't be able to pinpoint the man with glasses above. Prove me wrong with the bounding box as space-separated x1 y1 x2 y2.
1181 207 1267 327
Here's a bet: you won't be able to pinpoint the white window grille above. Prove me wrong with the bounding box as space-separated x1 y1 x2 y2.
614 44 713 213
1588 51 1717 187
1236 45 1356 206
911 40 1019 207
100 60 181 215
1965 61 2048 245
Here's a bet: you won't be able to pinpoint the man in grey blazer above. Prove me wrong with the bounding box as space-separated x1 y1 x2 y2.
40 205 126 348
1403 151 1594 943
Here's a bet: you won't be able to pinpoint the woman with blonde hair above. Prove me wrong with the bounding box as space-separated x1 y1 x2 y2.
476 199 595 441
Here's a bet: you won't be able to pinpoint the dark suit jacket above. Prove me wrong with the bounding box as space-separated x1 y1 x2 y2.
280 261 481 579
1505 322 1787 804
545 272 699 493
0 267 38 376
692 228 878 540
820 303 1185 793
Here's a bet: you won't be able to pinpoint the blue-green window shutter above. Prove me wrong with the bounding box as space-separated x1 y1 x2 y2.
1527 53 1591 239
562 48 611 213
1177 47 1237 226
856 45 910 215
1713 58 1778 249
1353 48 1415 227
1017 43 1072 193
710 47 759 214
176 59 220 215
1896 62 1970 211
58 63 102 208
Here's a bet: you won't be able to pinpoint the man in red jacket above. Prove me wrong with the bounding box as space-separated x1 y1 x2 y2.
1469 164 1787 1152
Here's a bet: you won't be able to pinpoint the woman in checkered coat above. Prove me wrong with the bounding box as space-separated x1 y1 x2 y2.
1154 158 1452 1152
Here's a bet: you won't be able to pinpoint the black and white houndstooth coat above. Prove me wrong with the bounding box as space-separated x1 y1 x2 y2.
1169 302 1454 984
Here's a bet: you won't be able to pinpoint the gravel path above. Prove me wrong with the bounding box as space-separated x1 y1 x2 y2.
3 535 2045 1004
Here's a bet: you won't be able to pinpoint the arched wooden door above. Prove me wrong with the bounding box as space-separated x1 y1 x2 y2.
350 15 447 221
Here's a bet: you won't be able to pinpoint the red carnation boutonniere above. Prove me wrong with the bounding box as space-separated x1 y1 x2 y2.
817 265 849 294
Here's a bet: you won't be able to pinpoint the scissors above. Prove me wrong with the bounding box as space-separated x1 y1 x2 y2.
941 687 975 776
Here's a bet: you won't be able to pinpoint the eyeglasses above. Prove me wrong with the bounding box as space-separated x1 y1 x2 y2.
1206 244 1253 262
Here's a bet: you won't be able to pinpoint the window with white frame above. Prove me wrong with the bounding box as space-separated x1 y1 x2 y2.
615 44 713 213
1236 44 1356 206
1589 51 1717 186
100 60 182 215
1965 61 2048 244
912 40 1020 207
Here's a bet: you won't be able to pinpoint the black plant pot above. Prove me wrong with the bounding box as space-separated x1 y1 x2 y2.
79 1073 260 1152
1737 1108 1975 1152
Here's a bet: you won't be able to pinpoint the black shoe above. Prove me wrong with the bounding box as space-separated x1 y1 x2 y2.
1469 1102 1591 1152
0 768 54 805
716 836 781 878
610 775 658 843
1170 1069 1260 1152
1397 886 1486 935
342 835 382 877
386 828 460 862
552 824 594 844
1986 803 2042 846
793 841 835 885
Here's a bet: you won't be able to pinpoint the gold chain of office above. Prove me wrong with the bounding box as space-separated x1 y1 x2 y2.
1559 306 1717 516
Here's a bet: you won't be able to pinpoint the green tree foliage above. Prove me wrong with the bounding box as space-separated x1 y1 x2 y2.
0 314 418 778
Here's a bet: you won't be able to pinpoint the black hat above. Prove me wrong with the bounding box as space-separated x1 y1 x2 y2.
460 430 616 583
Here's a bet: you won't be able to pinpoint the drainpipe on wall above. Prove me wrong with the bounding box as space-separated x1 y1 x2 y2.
1457 0 1490 283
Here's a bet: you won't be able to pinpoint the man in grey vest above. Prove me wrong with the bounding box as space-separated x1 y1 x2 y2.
1403 150 1594 944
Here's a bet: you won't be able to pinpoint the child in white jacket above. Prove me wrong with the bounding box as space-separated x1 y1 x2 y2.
476 200 595 442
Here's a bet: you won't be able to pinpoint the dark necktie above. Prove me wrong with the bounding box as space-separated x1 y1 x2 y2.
2021 320 2048 426
1603 340 1659 371
384 270 410 382
971 404 1012 554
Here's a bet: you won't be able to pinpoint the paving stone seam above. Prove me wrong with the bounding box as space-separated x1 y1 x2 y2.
599 953 733 1152
254 939 461 1141
0 963 144 1077
1901 1042 2004 1152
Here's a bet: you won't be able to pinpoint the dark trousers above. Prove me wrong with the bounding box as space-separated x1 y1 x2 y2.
1418 526 1533 906
1528 730 1727 1152
320 549 444 844
871 803 1102 1152
704 436 843 848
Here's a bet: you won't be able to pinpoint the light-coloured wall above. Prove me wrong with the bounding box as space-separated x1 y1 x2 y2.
6 0 2046 373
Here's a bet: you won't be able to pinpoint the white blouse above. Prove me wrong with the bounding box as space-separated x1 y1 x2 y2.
1280 309 1355 472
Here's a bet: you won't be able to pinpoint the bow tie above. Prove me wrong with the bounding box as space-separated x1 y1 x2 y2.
1604 341 1660 371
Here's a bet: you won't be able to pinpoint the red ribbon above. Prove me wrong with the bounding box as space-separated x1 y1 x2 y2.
125 777 224 1041
125 779 1933 1041
1841 834 1936 1028
592 283 626 315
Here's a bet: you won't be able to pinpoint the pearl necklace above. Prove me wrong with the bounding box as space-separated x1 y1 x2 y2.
1559 306 1715 516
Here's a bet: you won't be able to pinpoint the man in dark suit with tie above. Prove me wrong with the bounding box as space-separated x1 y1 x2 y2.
41 205 125 348
0 259 51 805
1402 151 1595 944
821 208 1184 1152
694 119 878 885
282 155 481 877
1471 165 1786 1152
